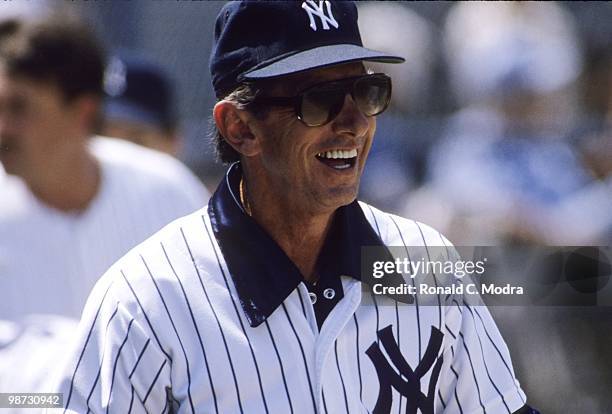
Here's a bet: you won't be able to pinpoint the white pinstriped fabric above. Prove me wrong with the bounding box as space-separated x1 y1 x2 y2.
49 201 527 414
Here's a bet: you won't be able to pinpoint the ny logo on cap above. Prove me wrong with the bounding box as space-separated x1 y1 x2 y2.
301 1 339 32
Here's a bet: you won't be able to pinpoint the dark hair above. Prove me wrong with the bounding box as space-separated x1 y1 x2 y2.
209 82 269 164
0 16 105 102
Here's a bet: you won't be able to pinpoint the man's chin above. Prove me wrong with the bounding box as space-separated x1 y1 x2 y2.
0 156 15 174
0 156 28 180
322 185 359 209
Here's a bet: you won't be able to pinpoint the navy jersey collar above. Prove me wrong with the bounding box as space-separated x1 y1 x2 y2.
208 162 386 327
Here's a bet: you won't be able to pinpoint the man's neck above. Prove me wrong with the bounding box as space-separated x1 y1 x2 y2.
26 144 100 213
256 207 333 284
242 171 334 283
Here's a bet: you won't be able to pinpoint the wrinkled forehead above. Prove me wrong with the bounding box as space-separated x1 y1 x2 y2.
256 62 368 96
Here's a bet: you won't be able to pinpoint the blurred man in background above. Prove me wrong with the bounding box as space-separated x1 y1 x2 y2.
0 15 208 395
405 1 592 245
101 52 181 157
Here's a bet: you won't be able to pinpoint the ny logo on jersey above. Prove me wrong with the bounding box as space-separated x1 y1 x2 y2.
366 325 444 414
301 1 339 32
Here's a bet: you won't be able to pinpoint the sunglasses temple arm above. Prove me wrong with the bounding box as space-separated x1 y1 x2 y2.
252 96 299 107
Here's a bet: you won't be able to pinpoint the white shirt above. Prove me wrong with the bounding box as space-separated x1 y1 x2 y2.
0 136 209 320
0 316 78 394
51 165 528 414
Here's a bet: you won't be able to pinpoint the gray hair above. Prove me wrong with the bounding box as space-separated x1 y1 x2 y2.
209 83 269 164
209 65 375 164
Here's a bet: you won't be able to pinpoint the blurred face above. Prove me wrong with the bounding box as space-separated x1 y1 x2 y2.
0 72 80 180
246 63 377 215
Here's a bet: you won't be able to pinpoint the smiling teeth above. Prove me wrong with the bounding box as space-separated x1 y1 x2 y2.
317 149 358 159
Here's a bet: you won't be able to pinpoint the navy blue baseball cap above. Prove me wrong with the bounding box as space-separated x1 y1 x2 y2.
209 0 405 98
104 53 176 130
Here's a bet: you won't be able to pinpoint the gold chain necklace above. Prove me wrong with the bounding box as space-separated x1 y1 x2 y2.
239 177 252 216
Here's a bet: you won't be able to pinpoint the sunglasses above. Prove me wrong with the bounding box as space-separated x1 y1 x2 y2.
250 73 392 127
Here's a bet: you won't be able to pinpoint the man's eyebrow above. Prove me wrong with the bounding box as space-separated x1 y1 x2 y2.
259 75 312 97
268 64 370 95
280 73 317 94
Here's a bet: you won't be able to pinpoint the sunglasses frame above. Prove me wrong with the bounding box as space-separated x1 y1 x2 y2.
249 73 392 127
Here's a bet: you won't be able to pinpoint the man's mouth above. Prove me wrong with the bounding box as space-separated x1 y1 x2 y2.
315 149 358 170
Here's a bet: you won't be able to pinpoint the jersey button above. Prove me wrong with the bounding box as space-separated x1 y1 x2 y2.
309 292 317 304
323 288 335 300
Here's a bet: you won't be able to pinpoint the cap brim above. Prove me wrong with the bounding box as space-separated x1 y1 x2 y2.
242 44 404 80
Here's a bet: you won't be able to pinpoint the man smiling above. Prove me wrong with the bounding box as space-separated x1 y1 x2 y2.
53 2 537 413
213 63 385 284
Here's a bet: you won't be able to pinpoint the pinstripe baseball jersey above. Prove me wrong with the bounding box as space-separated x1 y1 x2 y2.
52 163 528 413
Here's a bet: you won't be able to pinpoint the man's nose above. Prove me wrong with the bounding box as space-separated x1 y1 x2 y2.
331 93 370 137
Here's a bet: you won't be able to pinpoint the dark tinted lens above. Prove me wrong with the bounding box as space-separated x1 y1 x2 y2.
354 76 391 116
300 86 345 126
298 74 391 126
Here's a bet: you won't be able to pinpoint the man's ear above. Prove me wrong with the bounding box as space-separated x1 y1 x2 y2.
213 101 260 157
